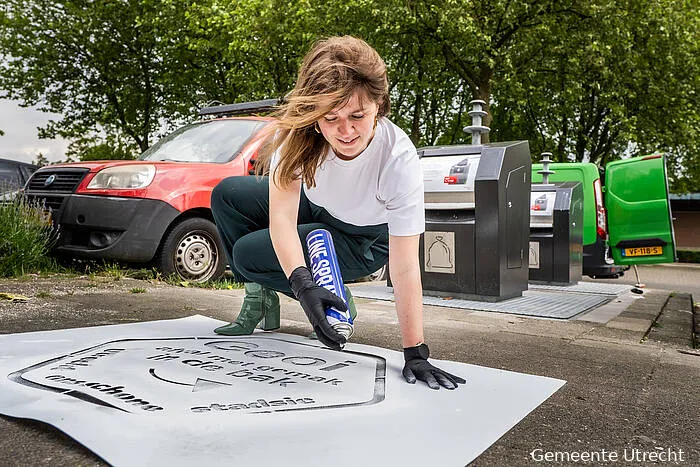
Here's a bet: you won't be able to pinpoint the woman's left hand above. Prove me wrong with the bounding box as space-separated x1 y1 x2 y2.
402 343 466 389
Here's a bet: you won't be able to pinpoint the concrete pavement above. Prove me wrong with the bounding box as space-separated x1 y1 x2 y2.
0 265 698 466
584 262 700 299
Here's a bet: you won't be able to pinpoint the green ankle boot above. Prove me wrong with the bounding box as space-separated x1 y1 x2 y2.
346 286 357 321
215 283 280 335
308 286 357 340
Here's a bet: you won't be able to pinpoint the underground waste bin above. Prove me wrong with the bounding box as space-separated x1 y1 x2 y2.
409 140 532 302
528 182 584 285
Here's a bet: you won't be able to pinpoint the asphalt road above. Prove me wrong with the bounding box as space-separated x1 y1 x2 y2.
584 263 700 300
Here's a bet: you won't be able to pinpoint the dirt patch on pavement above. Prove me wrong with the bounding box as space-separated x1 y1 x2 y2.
0 274 244 335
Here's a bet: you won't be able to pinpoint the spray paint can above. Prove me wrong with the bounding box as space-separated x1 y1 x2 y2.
306 229 354 340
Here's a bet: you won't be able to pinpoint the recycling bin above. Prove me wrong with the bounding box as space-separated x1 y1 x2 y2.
528 182 583 284
415 140 532 301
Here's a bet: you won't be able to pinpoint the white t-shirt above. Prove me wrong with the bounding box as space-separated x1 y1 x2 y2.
273 118 425 236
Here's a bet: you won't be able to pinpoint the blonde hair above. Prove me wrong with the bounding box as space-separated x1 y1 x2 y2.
256 36 390 188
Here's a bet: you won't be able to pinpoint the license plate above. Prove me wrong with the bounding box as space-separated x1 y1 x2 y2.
622 246 663 257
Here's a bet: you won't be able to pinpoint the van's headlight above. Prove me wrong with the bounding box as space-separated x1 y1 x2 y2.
87 165 156 189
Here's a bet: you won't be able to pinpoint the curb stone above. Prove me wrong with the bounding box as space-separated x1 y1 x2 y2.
645 292 694 348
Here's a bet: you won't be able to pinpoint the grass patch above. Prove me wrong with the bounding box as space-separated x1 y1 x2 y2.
0 197 57 277
57 260 163 283
42 260 239 290
93 263 127 280
168 275 242 290
128 268 160 280
0 203 238 289
129 287 146 294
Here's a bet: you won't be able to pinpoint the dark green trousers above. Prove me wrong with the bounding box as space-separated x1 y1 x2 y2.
211 176 389 296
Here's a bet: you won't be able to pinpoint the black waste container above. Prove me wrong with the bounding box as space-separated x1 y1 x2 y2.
528 182 583 285
413 140 532 301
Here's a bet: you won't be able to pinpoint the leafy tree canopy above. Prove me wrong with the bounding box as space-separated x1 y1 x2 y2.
1 0 697 191
0 0 200 152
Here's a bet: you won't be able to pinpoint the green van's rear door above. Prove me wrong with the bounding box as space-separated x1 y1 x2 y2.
605 154 676 264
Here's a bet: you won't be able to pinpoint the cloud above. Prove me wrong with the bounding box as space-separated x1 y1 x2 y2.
0 99 70 164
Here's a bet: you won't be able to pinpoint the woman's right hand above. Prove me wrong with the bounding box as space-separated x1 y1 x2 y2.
288 266 348 350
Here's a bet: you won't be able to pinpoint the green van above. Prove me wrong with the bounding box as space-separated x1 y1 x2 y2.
532 154 676 278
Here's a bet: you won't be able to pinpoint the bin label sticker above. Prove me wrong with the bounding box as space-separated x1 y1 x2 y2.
425 231 455 274
529 241 540 269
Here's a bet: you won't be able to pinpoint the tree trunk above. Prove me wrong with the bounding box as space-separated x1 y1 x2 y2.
411 56 425 144
411 90 424 144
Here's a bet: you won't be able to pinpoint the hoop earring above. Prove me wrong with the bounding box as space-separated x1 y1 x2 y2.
314 122 321 134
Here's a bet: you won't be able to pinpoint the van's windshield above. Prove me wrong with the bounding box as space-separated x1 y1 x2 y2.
139 119 266 163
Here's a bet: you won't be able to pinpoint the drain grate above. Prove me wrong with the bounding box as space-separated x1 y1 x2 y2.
529 281 631 295
350 285 611 320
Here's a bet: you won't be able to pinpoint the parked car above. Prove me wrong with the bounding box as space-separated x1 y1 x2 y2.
23 100 276 282
0 158 38 200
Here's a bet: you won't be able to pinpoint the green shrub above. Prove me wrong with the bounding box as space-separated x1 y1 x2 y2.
0 197 57 277
677 249 700 264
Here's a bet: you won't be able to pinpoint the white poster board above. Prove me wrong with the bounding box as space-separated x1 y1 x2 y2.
0 316 565 466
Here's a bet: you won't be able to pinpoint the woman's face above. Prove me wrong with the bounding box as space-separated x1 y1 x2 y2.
317 91 380 160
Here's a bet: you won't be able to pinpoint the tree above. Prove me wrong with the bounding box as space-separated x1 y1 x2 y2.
391 0 583 137
177 0 322 104
2 0 697 191
32 153 49 167
489 0 700 189
0 0 201 153
64 135 136 162
394 0 698 192
623 0 699 192
182 0 477 147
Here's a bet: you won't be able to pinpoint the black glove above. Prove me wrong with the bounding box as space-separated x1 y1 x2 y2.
289 266 347 350
403 343 466 389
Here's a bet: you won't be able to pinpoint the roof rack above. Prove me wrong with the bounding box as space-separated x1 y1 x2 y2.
198 99 279 118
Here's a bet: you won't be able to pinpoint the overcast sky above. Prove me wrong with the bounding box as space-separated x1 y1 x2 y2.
0 99 69 164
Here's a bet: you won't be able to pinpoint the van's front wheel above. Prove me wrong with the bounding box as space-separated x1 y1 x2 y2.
157 218 226 282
